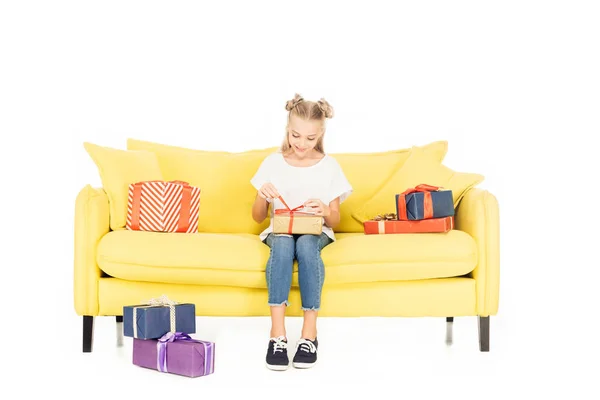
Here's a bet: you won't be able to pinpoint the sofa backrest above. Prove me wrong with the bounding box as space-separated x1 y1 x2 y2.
127 139 448 234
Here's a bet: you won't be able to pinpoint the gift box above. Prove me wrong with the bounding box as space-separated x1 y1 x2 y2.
395 184 454 221
273 196 323 235
123 295 196 340
126 180 200 233
133 332 215 378
364 213 454 234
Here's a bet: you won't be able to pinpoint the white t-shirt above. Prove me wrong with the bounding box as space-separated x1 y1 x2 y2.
250 151 353 242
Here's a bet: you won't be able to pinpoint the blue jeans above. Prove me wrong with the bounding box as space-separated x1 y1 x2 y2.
264 233 333 311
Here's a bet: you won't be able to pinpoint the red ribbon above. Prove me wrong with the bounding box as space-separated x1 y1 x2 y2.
130 180 193 232
397 184 440 220
176 183 192 232
130 183 143 230
274 196 313 234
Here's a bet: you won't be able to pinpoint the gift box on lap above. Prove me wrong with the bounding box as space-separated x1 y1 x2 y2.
364 213 454 234
273 196 323 235
127 180 200 233
133 332 215 378
123 295 196 340
395 184 454 221
273 211 323 235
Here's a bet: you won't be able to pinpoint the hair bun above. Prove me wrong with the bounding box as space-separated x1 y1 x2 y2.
285 93 304 111
317 98 334 119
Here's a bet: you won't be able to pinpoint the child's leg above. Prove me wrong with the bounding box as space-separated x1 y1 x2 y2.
295 233 333 339
265 233 296 338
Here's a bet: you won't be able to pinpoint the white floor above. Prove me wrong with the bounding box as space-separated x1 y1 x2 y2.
15 301 595 399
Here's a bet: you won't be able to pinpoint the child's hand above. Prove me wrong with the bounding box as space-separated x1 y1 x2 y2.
303 199 330 217
258 183 280 201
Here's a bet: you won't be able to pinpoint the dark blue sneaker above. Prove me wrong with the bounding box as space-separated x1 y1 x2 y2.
266 336 289 370
292 337 318 368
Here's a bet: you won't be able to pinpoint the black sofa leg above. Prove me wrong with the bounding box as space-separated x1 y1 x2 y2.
478 316 490 352
83 316 94 353
116 316 123 347
445 317 453 345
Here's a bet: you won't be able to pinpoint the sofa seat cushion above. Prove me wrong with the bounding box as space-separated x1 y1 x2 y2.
97 230 477 289
325 232 476 285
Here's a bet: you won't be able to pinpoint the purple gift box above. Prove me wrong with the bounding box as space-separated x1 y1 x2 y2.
133 332 215 378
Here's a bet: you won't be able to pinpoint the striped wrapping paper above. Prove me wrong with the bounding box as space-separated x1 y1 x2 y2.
126 180 200 233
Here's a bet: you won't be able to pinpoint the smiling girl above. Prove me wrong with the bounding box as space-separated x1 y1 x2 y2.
250 93 353 370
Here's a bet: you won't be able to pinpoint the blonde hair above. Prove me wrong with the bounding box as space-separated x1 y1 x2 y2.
280 93 334 154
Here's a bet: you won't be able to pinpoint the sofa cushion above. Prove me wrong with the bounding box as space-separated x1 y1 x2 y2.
97 230 477 289
127 139 277 235
324 232 476 284
83 142 164 231
352 146 484 223
330 140 448 232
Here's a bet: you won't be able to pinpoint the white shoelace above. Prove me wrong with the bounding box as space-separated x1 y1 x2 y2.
296 338 317 353
271 336 288 353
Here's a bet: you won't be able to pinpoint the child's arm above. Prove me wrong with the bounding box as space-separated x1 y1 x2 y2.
252 192 270 224
323 197 341 229
250 155 277 224
252 182 279 223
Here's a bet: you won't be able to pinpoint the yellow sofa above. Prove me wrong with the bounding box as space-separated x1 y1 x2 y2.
75 139 499 353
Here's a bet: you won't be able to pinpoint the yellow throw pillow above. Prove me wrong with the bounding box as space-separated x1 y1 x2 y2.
127 139 277 234
127 138 274 155
330 140 448 232
352 146 484 223
83 142 164 231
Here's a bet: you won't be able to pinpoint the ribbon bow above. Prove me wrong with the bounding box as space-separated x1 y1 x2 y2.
274 196 314 234
159 331 192 343
400 184 441 196
131 295 179 338
146 294 178 307
397 184 441 220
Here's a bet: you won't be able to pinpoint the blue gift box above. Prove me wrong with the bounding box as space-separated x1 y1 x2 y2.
123 297 196 340
395 185 454 221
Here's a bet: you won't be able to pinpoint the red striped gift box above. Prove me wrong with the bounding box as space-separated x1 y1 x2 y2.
126 180 200 233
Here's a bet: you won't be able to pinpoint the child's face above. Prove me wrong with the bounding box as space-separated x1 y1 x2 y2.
288 115 322 157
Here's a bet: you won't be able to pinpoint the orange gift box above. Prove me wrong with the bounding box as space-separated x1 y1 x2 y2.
364 215 454 234
126 180 201 233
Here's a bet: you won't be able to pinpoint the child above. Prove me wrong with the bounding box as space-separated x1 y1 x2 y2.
250 93 353 370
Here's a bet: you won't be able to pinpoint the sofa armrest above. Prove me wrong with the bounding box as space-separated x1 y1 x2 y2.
455 188 500 316
74 185 110 316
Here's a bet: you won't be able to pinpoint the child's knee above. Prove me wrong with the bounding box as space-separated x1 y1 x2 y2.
295 234 320 256
269 234 295 252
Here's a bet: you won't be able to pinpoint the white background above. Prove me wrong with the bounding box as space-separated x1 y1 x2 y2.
1 0 599 397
